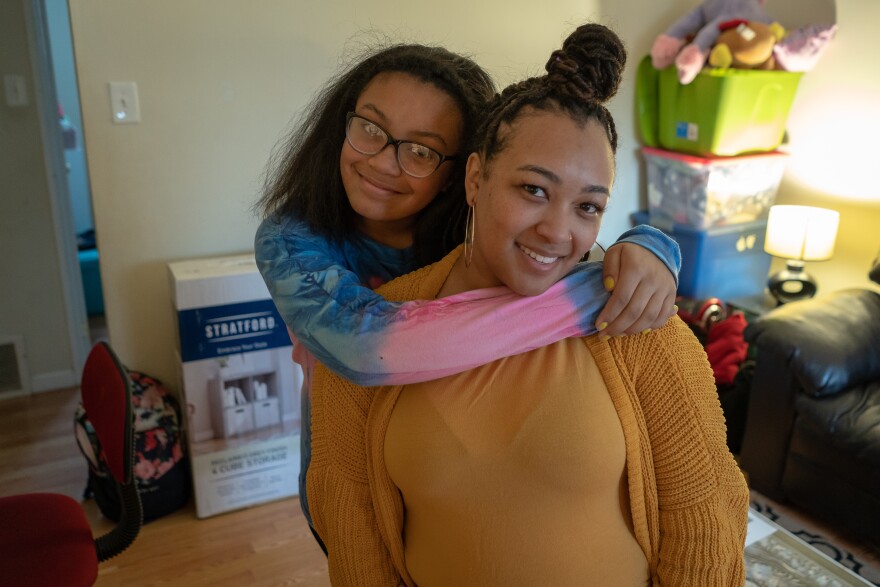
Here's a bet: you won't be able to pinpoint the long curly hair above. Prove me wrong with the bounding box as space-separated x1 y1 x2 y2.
258 44 496 265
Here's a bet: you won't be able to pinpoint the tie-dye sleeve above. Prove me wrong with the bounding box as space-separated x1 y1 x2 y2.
255 216 680 387
613 223 681 286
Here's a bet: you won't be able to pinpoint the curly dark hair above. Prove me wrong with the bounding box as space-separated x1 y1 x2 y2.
258 44 496 265
475 23 626 164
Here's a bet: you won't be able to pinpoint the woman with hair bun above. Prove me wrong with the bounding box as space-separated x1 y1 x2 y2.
256 38 683 547
307 23 748 586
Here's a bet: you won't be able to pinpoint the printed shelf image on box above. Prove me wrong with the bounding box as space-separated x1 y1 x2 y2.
644 147 787 230
169 254 303 518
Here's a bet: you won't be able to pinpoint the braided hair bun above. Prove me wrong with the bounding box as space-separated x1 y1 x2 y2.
544 23 626 105
476 22 626 159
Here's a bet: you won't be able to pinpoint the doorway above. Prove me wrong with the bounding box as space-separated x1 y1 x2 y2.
42 0 105 345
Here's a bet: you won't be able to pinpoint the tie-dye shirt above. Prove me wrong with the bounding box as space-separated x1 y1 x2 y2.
255 214 680 386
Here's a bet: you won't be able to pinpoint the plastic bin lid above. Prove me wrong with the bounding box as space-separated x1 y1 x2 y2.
642 146 788 164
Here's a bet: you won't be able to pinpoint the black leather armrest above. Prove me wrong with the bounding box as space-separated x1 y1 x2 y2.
744 289 880 398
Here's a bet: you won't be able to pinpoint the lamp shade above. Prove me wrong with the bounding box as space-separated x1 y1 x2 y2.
764 205 839 261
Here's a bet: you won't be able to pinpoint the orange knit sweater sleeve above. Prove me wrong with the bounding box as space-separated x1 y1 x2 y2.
612 319 749 586
307 362 403 586
306 262 441 586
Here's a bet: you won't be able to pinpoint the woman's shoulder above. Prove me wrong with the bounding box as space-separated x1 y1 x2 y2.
256 212 327 245
613 316 705 358
375 246 462 302
256 213 329 255
375 264 435 301
255 213 357 276
594 316 713 391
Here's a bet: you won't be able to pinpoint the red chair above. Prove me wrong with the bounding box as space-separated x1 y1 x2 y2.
0 342 143 587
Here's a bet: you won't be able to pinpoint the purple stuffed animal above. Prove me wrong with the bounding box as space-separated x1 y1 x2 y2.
652 0 773 84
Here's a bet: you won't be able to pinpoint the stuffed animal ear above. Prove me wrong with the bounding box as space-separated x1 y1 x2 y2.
709 43 733 68
652 34 686 69
675 44 708 84
773 24 837 72
769 22 786 42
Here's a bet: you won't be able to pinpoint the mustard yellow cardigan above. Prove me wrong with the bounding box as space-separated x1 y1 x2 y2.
307 248 749 586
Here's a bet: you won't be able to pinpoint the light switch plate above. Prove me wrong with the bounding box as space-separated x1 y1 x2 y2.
109 81 140 123
4 74 28 107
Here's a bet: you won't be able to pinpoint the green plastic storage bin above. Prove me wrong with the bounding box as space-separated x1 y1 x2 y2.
637 55 802 157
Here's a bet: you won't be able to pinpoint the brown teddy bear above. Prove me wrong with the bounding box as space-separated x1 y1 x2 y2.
708 20 786 70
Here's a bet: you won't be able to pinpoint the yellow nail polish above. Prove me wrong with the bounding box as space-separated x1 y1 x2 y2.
598 322 608 331
673 305 679 313
600 334 610 342
642 328 652 334
604 276 615 291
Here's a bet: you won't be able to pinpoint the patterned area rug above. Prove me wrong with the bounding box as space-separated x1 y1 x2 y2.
750 493 880 585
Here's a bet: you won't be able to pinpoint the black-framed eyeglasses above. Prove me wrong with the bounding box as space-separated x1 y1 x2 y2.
345 112 456 178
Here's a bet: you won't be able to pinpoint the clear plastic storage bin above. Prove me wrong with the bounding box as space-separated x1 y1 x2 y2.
644 147 787 230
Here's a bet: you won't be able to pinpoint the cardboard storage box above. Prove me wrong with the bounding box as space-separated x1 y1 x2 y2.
644 147 787 230
168 253 302 518
636 56 802 157
632 211 771 300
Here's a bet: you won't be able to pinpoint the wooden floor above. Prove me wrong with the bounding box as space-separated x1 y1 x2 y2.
5 384 877 586
0 386 330 587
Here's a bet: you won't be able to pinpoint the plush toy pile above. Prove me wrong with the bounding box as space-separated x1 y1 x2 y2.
651 0 836 84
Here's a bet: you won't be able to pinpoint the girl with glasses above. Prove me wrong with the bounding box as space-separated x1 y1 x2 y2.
307 23 748 586
255 36 682 545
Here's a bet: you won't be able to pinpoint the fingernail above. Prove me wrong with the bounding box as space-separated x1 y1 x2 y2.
600 334 610 342
642 328 652 334
597 322 608 331
673 305 679 313
604 276 615 291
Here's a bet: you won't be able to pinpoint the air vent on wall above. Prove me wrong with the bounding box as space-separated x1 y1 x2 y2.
0 335 29 398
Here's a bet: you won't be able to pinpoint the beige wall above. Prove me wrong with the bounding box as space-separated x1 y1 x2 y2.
770 0 880 293
60 0 876 389
1 0 75 391
68 0 603 386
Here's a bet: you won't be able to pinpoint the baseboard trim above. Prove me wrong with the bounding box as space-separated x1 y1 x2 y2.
193 429 216 443
31 369 77 393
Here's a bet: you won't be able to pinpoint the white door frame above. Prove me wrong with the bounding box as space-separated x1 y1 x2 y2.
23 0 91 383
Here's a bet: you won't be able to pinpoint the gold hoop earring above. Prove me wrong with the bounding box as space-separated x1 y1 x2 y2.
464 204 476 268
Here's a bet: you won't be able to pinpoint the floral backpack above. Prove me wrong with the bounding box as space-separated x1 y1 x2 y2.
75 369 191 522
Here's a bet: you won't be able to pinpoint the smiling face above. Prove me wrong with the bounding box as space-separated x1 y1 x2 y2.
339 71 464 249
457 108 614 297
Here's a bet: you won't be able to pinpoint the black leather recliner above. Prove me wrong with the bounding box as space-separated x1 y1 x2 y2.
739 285 880 546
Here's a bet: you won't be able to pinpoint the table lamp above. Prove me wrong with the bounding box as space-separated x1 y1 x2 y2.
764 205 839 304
